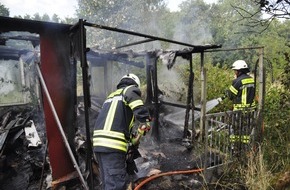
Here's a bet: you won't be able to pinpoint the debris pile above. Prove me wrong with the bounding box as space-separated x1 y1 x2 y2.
124 104 226 190
0 101 226 190
0 105 48 190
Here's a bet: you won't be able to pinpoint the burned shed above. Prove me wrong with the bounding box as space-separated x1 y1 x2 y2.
0 16 265 190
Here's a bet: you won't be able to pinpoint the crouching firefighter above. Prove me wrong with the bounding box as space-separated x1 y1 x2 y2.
93 73 151 190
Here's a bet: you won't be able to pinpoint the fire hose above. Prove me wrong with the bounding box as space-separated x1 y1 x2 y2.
36 63 89 190
134 168 204 190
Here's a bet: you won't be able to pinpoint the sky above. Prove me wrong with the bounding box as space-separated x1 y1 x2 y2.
1 0 217 19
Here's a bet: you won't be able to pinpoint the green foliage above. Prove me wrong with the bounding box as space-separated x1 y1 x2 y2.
0 3 9 17
263 85 290 172
256 20 290 82
183 59 238 111
281 61 290 88
51 14 60 23
175 0 212 45
41 13 50 22
8 10 75 24
32 13 41 21
207 0 263 67
76 0 168 49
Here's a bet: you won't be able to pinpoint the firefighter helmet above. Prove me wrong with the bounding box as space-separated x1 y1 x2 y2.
231 60 249 70
121 73 141 87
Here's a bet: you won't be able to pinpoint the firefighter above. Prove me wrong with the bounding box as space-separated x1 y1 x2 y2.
227 60 256 111
93 73 151 190
226 60 256 155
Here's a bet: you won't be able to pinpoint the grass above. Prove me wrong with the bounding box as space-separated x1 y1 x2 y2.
196 145 274 190
242 146 273 190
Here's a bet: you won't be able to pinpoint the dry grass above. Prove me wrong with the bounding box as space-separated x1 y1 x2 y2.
198 146 275 190
242 147 273 190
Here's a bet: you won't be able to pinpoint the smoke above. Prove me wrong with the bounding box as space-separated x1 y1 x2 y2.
170 20 213 50
158 57 187 103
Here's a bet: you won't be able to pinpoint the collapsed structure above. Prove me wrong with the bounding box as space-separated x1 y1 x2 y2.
0 16 265 189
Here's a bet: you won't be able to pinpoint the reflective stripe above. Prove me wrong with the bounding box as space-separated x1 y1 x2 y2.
107 88 123 98
104 97 119 131
241 78 254 84
123 86 132 95
230 135 250 144
93 130 127 152
123 85 138 129
129 99 144 109
129 117 134 129
242 88 247 105
93 138 127 152
233 103 256 110
104 95 123 104
229 85 238 95
93 130 125 139
242 84 255 88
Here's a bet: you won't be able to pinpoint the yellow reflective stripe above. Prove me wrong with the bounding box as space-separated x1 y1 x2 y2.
123 85 133 95
233 103 256 110
230 135 250 143
242 88 247 105
122 85 134 106
229 85 238 95
107 88 123 98
104 95 122 104
123 87 129 94
129 117 134 129
241 78 254 84
104 99 118 131
93 137 127 152
93 130 125 139
129 99 143 109
121 85 139 129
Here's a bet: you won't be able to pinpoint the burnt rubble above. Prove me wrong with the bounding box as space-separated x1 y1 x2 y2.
74 100 226 190
0 105 48 190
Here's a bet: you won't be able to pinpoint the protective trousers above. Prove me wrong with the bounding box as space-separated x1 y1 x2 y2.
96 152 128 190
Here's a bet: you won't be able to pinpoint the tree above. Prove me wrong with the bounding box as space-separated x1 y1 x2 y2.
176 0 213 46
23 14 32 20
203 0 263 67
42 13 50 22
0 3 9 17
76 0 167 49
52 14 60 23
258 0 290 19
233 0 290 32
32 13 42 21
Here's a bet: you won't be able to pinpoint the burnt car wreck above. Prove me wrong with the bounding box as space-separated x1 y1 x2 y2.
0 16 265 190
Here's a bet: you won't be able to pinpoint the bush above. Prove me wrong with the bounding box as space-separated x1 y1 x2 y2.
263 84 290 173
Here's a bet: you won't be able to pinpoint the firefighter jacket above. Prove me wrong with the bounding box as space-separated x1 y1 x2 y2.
93 85 150 153
228 73 256 111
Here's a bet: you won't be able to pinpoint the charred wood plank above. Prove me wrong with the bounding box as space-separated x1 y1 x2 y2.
0 119 17 153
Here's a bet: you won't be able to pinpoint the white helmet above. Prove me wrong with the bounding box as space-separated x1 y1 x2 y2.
121 73 141 87
231 60 249 70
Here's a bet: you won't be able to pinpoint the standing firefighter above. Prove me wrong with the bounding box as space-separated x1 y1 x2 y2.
226 60 256 154
227 60 256 111
93 73 151 190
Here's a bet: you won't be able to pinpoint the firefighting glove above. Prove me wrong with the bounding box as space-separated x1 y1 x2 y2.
131 137 140 146
137 121 151 136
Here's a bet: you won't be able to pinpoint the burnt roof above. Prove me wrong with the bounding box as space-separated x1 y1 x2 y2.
0 16 71 34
